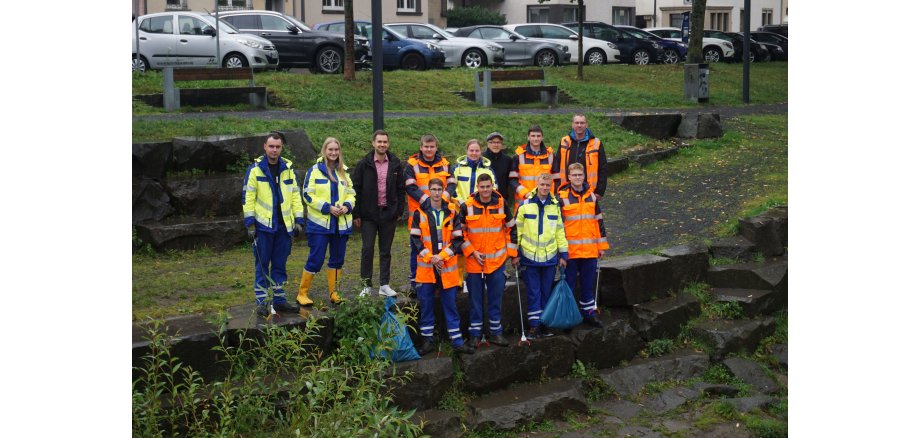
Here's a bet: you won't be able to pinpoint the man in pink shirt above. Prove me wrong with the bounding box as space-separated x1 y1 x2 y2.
352 130 406 297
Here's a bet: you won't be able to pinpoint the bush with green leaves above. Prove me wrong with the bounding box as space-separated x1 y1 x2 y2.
569 360 612 401
132 310 423 437
646 338 675 357
445 6 506 27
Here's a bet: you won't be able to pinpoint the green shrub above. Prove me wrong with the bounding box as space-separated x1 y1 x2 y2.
445 6 506 27
646 338 675 357
707 301 744 320
569 360 612 401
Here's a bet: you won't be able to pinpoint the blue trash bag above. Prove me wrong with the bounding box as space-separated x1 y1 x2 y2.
540 271 583 329
371 296 420 362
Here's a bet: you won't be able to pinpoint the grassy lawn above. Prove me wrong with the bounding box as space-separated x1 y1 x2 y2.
132 62 787 114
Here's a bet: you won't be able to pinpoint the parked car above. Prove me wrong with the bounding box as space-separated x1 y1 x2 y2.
215 10 369 73
724 32 785 62
451 25 570 67
644 27 735 63
386 22 504 68
750 31 787 57
616 25 688 64
704 29 761 62
314 20 445 70
563 21 676 65
132 12 278 72
504 23 619 65
757 24 787 38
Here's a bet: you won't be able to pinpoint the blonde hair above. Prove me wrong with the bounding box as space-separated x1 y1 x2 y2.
466 139 482 150
537 173 553 182
321 137 346 184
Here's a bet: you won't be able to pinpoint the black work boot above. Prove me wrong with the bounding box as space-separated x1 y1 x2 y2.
465 337 479 350
489 334 510 347
273 301 301 313
256 303 270 317
453 342 475 355
417 338 435 356
526 326 542 340
584 314 603 328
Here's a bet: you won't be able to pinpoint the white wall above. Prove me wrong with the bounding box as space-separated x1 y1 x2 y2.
635 0 782 31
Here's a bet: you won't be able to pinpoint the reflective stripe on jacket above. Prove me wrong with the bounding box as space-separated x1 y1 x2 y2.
456 191 518 274
559 134 602 192
411 200 463 289
515 189 568 265
242 155 304 233
558 183 609 259
510 143 558 206
404 153 454 227
302 158 356 235
452 156 495 199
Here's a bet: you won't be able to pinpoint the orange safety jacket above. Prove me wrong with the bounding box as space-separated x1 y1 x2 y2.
455 191 518 274
411 200 463 289
558 183 609 259
509 143 558 207
558 135 603 192
405 153 454 227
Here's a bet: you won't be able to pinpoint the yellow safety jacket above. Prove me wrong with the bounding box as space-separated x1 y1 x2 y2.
558 183 609 259
453 156 495 199
302 158 356 234
515 189 568 265
243 155 304 233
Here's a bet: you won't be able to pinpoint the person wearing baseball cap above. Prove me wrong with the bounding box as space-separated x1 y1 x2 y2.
482 132 513 203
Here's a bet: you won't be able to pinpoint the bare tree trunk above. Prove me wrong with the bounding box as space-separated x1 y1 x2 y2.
687 0 707 63
343 0 355 80
576 0 584 80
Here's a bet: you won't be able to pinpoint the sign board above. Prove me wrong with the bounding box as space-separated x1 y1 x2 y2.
683 0 692 4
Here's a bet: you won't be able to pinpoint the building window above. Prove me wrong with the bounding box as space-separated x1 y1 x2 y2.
528 6 549 23
669 14 685 28
563 6 580 23
165 0 187 11
217 0 251 11
612 7 634 26
762 9 773 25
397 0 418 13
323 0 344 12
710 12 729 31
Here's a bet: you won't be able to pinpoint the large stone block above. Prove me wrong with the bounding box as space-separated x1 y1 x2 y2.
692 317 776 360
274 129 318 164
134 216 245 251
597 255 678 306
610 113 682 139
132 178 174 224
570 318 645 368
411 409 462 438
459 336 575 394
171 130 316 174
711 288 781 317
740 212 786 257
677 113 723 139
722 357 779 394
391 356 454 411
637 386 701 413
469 379 587 431
598 350 710 396
724 395 777 413
629 293 702 341
709 235 759 262
607 156 629 175
657 242 709 287
165 174 247 217
707 260 787 306
133 140 173 179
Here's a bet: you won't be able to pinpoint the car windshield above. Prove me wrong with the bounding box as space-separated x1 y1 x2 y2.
388 27 408 39
202 15 238 33
621 28 653 40
426 24 453 39
284 14 311 31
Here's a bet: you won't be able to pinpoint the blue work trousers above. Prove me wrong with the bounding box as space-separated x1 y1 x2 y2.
304 233 347 273
253 229 292 305
409 243 418 287
466 269 506 337
565 258 599 317
417 284 462 347
522 265 556 328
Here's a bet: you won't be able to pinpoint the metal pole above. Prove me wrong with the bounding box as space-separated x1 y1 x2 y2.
653 0 657 27
742 0 750 103
215 0 221 68
371 0 384 130
134 0 140 69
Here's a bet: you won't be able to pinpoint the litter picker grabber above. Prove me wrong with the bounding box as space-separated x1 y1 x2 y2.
514 266 530 346
594 262 602 315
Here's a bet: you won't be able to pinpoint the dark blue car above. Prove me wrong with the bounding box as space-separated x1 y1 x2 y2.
314 20 446 70
562 22 686 65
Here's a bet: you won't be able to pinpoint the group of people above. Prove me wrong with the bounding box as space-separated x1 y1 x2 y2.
241 114 610 356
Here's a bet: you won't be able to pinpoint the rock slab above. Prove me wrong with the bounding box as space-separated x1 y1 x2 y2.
599 350 709 396
639 386 701 413
722 357 779 394
391 356 454 411
709 235 759 262
692 318 776 360
570 318 645 368
459 336 575 394
711 288 780 317
469 379 587 431
598 255 677 306
610 113 682 139
629 293 702 341
658 242 710 287
411 409 462 438
133 216 244 251
677 113 723 139
707 260 788 306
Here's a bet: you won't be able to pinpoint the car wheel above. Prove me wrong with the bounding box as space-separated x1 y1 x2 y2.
400 52 426 70
632 49 650 65
703 47 723 63
585 49 606 65
535 49 557 67
661 48 679 64
315 46 343 74
462 48 486 68
132 55 148 73
223 53 248 68
762 52 772 62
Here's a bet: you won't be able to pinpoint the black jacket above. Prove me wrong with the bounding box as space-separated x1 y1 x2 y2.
482 148 514 202
351 150 406 222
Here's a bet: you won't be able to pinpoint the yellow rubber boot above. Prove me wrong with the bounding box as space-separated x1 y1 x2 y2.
327 269 343 304
297 271 315 306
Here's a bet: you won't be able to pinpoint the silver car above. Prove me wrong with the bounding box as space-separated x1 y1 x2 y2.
132 12 279 72
386 22 504 68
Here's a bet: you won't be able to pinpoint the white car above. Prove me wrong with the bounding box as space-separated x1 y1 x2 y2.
644 27 734 63
504 23 620 65
132 12 279 72
387 22 505 68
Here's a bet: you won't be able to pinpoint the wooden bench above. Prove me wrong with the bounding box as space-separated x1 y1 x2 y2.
472 69 558 107
162 67 267 111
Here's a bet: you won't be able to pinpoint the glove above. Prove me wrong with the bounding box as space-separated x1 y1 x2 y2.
247 226 256 242
293 223 303 237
